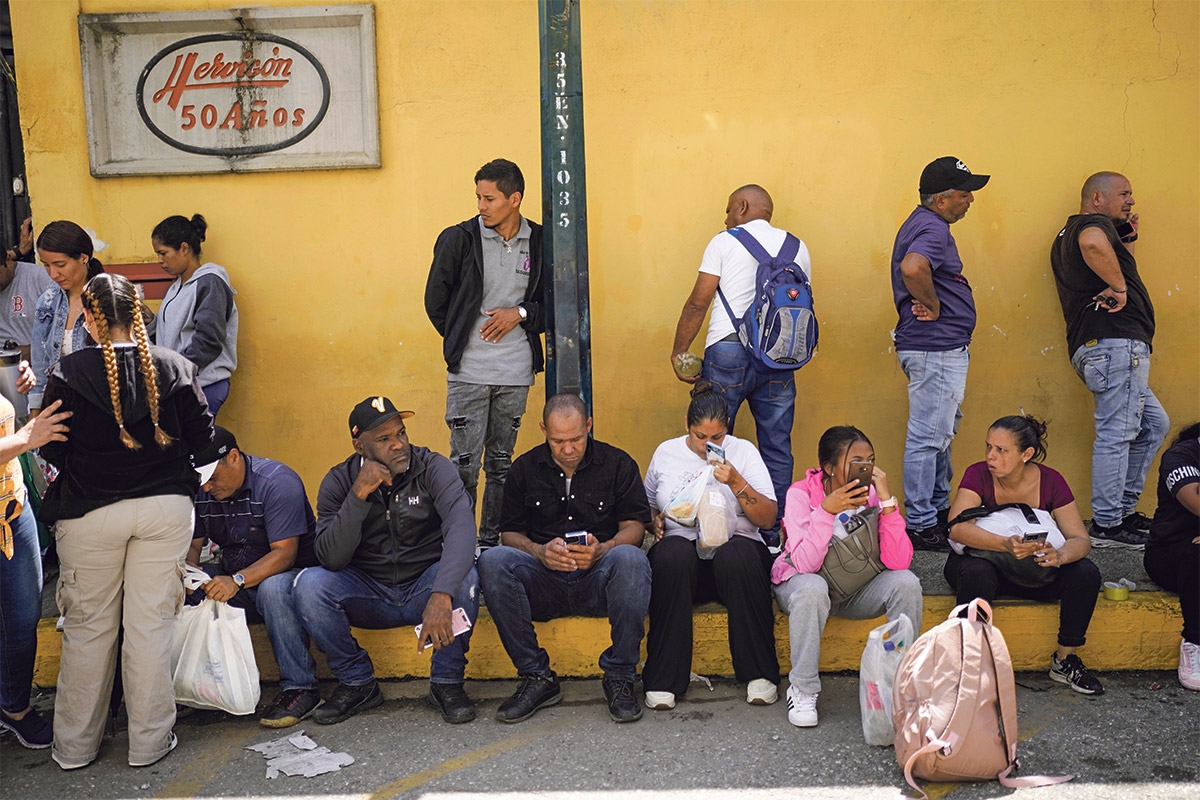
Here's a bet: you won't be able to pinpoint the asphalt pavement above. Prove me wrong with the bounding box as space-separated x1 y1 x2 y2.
2 670 1196 800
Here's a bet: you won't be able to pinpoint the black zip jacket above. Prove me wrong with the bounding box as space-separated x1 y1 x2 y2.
314 446 476 594
423 216 547 374
39 345 214 522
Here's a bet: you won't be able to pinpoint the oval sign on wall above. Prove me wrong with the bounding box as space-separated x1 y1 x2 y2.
136 33 330 157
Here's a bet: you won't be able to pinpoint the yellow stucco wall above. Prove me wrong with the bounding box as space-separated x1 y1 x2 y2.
12 0 1199 516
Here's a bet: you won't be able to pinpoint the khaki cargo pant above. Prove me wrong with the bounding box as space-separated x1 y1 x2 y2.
52 495 191 767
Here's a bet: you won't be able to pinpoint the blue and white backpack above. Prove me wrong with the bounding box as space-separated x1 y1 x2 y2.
716 227 817 371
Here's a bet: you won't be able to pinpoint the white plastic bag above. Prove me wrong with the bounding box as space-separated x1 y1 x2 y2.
696 475 737 552
664 465 714 527
859 613 913 746
170 598 261 715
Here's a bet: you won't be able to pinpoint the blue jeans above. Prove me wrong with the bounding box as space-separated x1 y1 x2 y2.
186 566 316 691
0 503 42 712
1071 339 1170 527
897 347 970 529
477 544 650 680
703 340 794 525
294 562 478 686
445 382 529 547
202 380 230 420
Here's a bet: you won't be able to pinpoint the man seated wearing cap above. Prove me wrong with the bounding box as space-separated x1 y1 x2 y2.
292 396 479 725
187 426 321 728
477 393 652 724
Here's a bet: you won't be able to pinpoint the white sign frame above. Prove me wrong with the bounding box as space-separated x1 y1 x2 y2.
79 5 380 176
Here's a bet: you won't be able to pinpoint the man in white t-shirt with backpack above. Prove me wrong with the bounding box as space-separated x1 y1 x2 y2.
671 185 813 542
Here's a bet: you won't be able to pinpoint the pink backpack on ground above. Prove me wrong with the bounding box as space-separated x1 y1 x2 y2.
891 598 1074 799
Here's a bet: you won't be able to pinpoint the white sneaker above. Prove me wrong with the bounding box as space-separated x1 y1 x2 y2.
746 678 778 705
1180 641 1200 691
786 685 818 727
644 691 676 710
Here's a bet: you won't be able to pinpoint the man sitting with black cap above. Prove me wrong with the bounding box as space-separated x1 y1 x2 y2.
889 155 990 551
292 396 479 725
188 426 321 728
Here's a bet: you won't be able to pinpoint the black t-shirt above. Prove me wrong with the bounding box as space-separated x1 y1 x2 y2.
1050 214 1155 357
1149 435 1200 547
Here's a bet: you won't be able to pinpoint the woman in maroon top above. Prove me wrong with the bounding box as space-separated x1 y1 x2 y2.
943 415 1103 695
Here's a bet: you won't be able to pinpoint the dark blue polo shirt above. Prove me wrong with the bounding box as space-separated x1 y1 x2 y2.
194 453 318 575
890 205 977 351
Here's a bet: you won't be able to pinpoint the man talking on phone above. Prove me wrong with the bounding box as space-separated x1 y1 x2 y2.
478 394 652 724
293 396 479 726
1050 172 1167 548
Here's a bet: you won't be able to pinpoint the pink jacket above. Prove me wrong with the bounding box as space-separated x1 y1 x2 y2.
770 468 913 585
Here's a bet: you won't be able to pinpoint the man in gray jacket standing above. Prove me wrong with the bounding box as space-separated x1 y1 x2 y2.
424 159 547 550
293 396 479 725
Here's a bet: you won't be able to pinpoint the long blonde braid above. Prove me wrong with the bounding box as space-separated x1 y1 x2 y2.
86 288 140 450
132 305 173 447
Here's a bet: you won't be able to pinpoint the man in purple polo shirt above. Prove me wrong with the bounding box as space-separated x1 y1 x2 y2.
188 426 321 728
890 156 989 550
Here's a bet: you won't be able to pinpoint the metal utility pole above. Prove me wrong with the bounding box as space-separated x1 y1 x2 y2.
538 0 592 415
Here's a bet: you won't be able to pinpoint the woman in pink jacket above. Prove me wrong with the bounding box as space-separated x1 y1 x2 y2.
771 426 922 728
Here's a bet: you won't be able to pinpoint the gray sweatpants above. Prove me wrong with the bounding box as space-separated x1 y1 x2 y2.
772 569 923 695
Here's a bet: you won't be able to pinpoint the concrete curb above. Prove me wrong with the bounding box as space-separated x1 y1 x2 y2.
32 592 1183 685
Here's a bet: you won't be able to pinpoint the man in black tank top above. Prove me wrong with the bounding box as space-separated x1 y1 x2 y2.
1049 172 1169 549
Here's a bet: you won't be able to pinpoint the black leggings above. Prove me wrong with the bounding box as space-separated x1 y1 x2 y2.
642 535 779 696
1144 541 1199 644
944 552 1101 648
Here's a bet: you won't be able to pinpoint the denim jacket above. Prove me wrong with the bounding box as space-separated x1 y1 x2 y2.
30 287 88 410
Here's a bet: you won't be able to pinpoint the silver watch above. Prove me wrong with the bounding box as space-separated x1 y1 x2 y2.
517 304 528 321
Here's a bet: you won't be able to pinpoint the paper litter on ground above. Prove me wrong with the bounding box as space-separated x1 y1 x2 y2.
246 730 355 779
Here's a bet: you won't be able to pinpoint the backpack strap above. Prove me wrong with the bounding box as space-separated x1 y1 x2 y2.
715 286 740 331
725 226 773 263
949 503 1038 528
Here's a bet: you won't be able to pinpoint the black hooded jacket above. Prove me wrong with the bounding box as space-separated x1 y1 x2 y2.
39 344 214 522
423 216 547 374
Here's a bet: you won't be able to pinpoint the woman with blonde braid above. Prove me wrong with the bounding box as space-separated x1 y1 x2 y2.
38 273 212 770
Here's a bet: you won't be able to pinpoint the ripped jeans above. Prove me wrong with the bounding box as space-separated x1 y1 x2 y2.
445 382 530 547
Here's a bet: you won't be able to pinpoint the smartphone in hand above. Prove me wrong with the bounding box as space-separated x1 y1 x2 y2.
848 460 874 489
563 530 589 546
705 442 725 464
415 607 473 650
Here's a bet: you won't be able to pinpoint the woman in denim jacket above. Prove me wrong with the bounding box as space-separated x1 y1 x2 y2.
29 221 103 414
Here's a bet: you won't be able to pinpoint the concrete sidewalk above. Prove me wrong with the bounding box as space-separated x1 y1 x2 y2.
3 672 1197 800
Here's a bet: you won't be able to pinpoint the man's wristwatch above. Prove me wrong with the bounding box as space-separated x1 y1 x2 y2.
517 304 528 321
232 573 246 589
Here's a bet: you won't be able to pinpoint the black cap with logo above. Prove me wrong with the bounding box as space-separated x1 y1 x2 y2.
920 156 990 195
349 396 414 437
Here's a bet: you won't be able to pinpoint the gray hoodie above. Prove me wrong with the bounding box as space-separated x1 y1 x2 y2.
155 262 238 388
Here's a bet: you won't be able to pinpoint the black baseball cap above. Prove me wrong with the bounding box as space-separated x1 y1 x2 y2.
193 426 239 484
920 156 990 194
349 396 414 437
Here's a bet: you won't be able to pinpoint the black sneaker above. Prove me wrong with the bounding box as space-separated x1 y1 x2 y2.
495 672 562 723
428 682 476 724
602 677 642 723
260 688 322 729
0 707 52 749
1123 511 1153 535
312 680 384 725
936 507 950 530
907 525 949 551
1089 519 1149 549
1049 653 1104 695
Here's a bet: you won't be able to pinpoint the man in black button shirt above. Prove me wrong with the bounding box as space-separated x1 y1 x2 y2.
478 394 652 724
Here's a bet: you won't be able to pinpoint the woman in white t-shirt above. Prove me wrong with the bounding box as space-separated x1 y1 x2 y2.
642 381 779 711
